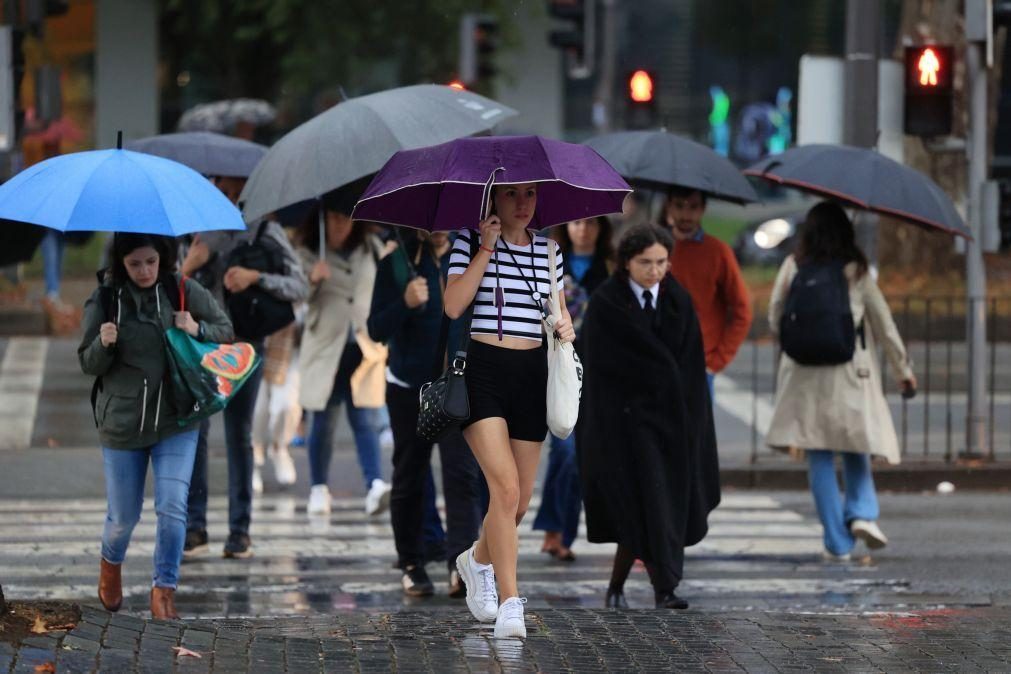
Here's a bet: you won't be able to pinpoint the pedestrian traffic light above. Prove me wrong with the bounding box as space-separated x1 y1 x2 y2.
458 13 499 87
904 45 954 137
547 0 595 78
626 69 656 129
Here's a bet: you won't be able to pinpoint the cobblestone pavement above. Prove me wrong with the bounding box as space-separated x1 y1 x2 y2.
5 605 1011 672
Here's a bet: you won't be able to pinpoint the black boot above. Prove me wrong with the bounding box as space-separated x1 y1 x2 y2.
605 585 629 609
654 590 688 609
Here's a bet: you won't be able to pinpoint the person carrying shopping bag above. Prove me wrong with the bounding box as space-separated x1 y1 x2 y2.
80 233 234 618
766 202 917 561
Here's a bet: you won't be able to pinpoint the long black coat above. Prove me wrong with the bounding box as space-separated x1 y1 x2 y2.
578 274 720 589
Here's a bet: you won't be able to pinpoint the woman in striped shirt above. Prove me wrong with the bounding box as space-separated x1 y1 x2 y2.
444 182 576 638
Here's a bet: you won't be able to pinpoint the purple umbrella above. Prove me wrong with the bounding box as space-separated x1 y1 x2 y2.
351 135 631 231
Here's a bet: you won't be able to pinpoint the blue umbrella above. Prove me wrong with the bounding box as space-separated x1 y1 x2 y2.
0 145 245 235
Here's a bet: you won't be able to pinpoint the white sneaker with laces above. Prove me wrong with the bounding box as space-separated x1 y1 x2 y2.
455 546 498 623
270 446 297 486
365 479 392 516
251 466 263 495
494 597 527 639
850 519 888 549
822 550 852 562
307 484 331 515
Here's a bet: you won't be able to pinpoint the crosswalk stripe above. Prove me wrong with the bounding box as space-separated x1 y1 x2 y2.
0 337 48 451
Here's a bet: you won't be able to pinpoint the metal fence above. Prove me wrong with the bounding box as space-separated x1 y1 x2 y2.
739 295 1011 464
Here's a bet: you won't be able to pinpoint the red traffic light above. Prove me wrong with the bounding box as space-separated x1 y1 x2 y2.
905 45 953 91
629 70 654 103
448 81 466 90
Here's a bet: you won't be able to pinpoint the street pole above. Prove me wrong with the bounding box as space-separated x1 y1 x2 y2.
592 0 617 133
964 39 989 459
843 0 880 267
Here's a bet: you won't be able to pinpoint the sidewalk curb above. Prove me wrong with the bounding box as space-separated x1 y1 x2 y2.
721 462 1011 491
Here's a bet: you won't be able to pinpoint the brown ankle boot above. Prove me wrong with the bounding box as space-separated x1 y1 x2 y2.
150 586 179 620
98 559 122 612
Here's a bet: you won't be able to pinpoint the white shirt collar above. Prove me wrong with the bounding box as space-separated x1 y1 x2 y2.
628 278 660 309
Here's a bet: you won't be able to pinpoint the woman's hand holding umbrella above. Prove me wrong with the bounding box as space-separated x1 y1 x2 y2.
479 215 501 249
181 235 211 276
403 277 429 309
309 260 331 285
99 322 118 348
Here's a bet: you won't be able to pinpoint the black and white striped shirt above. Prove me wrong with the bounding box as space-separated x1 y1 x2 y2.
448 229 564 342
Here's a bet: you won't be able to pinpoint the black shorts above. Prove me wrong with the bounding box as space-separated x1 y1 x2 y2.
461 339 548 442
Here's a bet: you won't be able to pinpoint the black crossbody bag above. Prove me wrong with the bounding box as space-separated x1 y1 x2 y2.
416 235 477 442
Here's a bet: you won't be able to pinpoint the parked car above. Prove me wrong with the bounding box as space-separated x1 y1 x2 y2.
732 210 805 267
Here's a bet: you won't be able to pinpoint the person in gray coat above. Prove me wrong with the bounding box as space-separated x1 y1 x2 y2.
80 233 233 619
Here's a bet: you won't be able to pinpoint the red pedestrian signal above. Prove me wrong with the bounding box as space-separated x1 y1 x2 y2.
629 70 653 103
917 48 941 86
904 46 953 136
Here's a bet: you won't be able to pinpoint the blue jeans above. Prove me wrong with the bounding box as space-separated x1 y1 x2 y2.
807 450 880 556
307 344 383 490
706 372 714 402
533 433 582 548
187 350 265 536
102 430 198 589
41 230 64 297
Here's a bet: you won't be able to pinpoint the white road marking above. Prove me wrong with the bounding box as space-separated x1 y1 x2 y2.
0 337 48 451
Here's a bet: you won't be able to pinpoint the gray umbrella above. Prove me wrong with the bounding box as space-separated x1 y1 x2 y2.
178 98 276 133
583 130 759 204
126 132 267 178
238 84 518 223
745 144 970 238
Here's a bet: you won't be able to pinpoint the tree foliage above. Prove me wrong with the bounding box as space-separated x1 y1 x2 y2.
160 0 516 129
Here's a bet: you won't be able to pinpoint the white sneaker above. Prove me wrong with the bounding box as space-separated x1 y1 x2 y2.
270 447 297 486
365 479 392 516
380 428 394 449
494 597 527 639
850 519 888 549
455 546 498 623
307 484 331 515
251 466 263 495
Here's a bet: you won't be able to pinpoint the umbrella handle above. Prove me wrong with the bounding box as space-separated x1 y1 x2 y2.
480 167 505 222
318 200 326 260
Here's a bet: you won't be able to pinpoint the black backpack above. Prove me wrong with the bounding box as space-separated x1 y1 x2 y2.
779 261 863 366
224 221 295 340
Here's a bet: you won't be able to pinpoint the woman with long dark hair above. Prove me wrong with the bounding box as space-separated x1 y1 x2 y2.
296 188 390 516
579 223 720 610
767 201 917 560
79 233 233 618
532 216 613 562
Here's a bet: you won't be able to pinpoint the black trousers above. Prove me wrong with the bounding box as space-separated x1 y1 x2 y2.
387 382 481 571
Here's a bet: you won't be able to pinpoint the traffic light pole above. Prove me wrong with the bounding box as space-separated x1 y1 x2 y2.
843 0 880 267
964 39 989 459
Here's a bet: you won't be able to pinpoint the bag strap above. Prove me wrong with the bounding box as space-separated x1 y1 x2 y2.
254 220 269 243
430 233 478 379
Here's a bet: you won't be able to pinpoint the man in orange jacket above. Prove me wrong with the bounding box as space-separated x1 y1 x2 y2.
665 186 753 398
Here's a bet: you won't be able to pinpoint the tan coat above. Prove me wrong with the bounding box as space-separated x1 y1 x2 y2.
297 238 384 411
765 255 914 464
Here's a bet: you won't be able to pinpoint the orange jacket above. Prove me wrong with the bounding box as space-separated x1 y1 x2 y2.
670 233 752 373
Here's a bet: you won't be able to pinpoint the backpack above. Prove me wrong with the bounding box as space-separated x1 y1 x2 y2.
779 260 863 366
224 221 295 340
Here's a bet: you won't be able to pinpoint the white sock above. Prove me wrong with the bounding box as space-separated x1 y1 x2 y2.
470 546 492 571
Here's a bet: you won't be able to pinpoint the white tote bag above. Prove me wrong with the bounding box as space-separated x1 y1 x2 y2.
543 241 583 439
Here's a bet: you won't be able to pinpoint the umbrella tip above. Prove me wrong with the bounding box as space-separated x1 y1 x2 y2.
116 131 122 150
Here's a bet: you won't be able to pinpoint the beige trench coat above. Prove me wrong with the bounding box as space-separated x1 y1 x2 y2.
297 237 385 411
765 255 914 464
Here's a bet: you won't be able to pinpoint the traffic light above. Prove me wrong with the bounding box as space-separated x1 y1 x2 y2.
458 13 499 87
547 0 595 78
904 45 954 137
626 69 656 129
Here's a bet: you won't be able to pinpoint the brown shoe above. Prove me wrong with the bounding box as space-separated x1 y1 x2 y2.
98 559 122 612
150 586 179 620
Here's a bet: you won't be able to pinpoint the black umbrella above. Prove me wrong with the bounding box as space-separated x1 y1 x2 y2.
126 131 267 179
0 220 46 266
583 130 759 204
745 144 970 238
